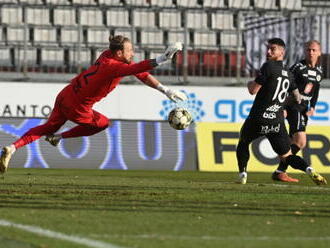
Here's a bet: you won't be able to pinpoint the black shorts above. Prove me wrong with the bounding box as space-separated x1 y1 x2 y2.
239 117 291 156
286 107 308 136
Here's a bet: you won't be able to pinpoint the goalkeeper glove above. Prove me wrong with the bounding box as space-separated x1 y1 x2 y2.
157 84 187 102
156 42 183 65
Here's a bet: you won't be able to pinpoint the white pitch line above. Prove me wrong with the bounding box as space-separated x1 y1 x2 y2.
91 234 330 241
0 219 124 248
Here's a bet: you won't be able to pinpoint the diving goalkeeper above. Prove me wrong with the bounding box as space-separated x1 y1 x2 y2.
0 35 187 173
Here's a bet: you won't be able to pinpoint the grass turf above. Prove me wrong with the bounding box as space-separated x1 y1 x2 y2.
0 169 330 248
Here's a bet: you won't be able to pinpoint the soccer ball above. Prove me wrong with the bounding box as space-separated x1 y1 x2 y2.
168 107 192 130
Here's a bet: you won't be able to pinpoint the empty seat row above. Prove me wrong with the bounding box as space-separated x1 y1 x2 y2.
0 6 239 30
0 45 147 68
0 1 303 10
0 25 242 49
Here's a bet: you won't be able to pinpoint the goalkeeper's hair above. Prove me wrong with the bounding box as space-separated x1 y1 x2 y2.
268 38 286 48
109 35 131 52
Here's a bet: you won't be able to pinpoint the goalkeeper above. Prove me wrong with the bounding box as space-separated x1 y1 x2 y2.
0 35 187 173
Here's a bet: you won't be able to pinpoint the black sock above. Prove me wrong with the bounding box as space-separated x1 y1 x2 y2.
285 154 309 172
277 160 288 172
276 144 301 172
290 144 300 155
236 141 250 173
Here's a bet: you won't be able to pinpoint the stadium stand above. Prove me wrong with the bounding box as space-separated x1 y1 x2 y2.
106 8 130 27
0 0 328 86
53 7 77 26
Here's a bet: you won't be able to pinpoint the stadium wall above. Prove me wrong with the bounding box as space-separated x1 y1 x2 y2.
1 82 330 172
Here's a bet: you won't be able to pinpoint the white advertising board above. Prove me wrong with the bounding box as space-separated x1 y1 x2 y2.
0 82 330 125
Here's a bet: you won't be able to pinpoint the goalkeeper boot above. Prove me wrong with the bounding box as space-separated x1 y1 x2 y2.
0 146 12 174
309 171 327 185
237 172 247 184
272 171 299 183
45 134 61 147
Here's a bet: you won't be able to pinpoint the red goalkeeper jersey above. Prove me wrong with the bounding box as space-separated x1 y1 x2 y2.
69 50 153 107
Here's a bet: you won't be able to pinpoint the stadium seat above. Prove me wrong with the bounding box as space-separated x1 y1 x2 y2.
0 47 13 67
176 51 200 68
79 8 104 26
159 10 182 28
41 47 64 67
138 29 164 48
279 0 302 9
33 26 58 45
53 7 77 26
0 0 18 4
228 0 251 9
19 0 44 4
69 48 92 69
211 12 235 30
6 25 28 45
166 29 190 47
14 47 38 67
186 11 208 29
220 31 240 48
202 50 225 75
45 0 71 5
125 0 151 7
0 6 23 25
59 27 80 46
106 8 130 27
113 28 137 43
71 0 98 5
254 0 278 9
175 0 201 8
86 27 110 47
150 0 175 7
228 51 246 76
98 0 124 6
26 7 51 25
193 30 217 49
203 0 226 8
133 9 156 27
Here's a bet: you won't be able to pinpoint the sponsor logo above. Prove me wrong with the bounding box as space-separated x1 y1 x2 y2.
266 104 281 112
301 95 312 101
308 70 317 76
282 70 288 77
159 91 205 121
263 112 276 119
196 123 330 172
260 123 280 134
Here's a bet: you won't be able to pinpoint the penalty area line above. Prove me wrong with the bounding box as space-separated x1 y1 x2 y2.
0 219 125 248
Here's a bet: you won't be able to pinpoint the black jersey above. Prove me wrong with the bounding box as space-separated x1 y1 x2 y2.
248 60 296 123
289 59 322 109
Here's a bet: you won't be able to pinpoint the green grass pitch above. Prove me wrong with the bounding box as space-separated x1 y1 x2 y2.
0 169 330 248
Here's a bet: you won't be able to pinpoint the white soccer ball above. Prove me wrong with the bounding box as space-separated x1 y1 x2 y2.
168 107 192 130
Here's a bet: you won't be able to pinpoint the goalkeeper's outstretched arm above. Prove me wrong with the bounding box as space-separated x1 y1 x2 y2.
140 74 187 103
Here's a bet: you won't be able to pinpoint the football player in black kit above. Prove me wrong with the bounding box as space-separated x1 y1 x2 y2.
272 40 324 182
236 38 327 185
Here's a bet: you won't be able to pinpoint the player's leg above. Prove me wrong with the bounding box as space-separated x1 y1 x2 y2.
269 126 326 185
267 125 299 182
236 119 259 184
275 108 306 176
0 105 66 173
52 110 110 142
